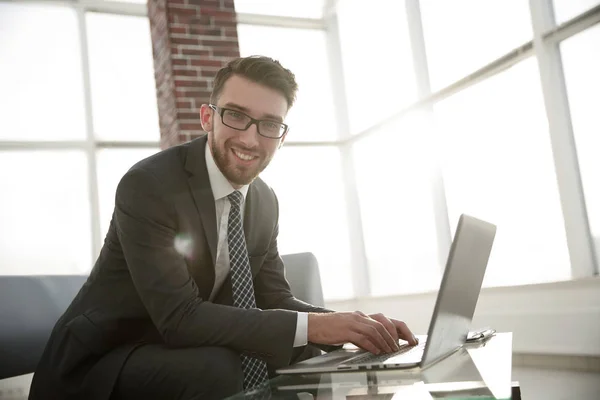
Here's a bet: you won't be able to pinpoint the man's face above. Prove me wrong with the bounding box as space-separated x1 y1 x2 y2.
200 75 288 188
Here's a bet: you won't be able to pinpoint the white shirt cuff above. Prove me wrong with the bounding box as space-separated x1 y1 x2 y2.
293 312 308 347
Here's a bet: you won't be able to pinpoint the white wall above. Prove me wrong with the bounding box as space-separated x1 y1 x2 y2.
326 277 600 356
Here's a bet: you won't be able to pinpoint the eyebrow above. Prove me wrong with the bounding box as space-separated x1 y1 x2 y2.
223 102 284 123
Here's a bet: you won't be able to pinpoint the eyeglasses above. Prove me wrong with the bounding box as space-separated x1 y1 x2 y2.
209 104 288 139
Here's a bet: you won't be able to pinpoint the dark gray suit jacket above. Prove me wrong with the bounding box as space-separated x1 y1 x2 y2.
29 135 330 400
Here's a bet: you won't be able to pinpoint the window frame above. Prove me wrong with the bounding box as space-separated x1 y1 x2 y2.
0 0 159 265
2 0 598 295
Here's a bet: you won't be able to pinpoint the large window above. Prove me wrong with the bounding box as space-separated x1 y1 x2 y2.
0 3 87 141
0 151 92 275
260 147 353 300
337 0 417 135
86 13 159 142
561 24 600 259
353 113 442 295
434 59 570 286
234 0 600 300
3 0 598 298
0 1 159 275
552 0 600 24
340 0 599 296
237 24 338 142
234 0 326 19
237 17 353 299
419 0 532 90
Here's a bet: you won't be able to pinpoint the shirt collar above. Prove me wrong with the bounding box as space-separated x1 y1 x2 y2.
205 142 249 202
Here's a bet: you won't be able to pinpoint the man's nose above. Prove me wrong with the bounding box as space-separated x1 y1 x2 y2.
238 122 260 148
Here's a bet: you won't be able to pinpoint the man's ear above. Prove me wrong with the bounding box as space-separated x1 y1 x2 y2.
199 104 213 132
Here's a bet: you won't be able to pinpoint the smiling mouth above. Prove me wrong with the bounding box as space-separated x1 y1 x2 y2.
232 148 258 162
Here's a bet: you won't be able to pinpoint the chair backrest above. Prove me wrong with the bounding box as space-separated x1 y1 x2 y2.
0 275 87 379
281 252 325 307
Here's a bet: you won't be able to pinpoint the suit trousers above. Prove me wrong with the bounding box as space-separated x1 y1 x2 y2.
110 343 321 400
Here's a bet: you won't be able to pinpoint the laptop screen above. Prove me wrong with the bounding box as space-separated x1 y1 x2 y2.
421 214 497 367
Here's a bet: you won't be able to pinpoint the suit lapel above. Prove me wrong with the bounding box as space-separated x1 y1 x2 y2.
243 184 255 250
184 136 218 266
185 135 262 284
244 183 263 277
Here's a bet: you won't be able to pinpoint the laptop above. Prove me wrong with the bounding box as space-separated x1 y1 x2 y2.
277 214 497 374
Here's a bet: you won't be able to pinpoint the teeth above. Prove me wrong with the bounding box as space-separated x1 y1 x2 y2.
234 150 254 161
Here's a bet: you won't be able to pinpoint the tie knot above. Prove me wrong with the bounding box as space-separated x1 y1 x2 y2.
228 190 244 209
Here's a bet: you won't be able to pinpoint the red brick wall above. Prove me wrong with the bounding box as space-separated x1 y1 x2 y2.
148 0 240 149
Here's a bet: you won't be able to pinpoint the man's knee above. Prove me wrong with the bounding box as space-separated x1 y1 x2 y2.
114 345 244 400
203 347 244 396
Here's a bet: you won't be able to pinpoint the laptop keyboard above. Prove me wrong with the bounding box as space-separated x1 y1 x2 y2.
344 341 426 365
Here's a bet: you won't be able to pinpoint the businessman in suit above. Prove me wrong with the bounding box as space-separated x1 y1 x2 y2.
29 56 417 400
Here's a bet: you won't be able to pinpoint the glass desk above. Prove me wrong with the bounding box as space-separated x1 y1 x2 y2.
228 333 521 399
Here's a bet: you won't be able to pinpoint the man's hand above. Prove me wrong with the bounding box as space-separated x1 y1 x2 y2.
307 311 418 355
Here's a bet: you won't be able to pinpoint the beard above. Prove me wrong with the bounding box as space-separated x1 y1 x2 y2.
209 134 273 186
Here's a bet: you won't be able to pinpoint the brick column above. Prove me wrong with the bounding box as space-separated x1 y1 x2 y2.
148 0 240 149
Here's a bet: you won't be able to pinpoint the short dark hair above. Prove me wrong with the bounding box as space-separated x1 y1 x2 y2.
210 55 298 110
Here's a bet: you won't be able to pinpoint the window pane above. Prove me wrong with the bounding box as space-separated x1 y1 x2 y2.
561 25 600 260
434 59 570 287
553 0 600 25
353 113 442 296
234 0 325 18
337 0 417 135
0 4 86 141
0 151 92 275
86 13 159 142
420 0 533 90
237 25 337 142
260 147 353 300
97 148 159 247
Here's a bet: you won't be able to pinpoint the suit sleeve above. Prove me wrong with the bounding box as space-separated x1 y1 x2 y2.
115 167 297 366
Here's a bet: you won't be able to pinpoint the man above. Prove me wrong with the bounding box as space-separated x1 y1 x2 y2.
29 56 417 400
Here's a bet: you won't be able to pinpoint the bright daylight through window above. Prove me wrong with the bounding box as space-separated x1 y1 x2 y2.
0 0 598 301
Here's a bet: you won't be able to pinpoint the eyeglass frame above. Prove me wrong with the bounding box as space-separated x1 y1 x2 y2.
208 104 289 139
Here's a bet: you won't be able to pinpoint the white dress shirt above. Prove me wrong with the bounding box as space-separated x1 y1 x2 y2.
205 144 308 348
